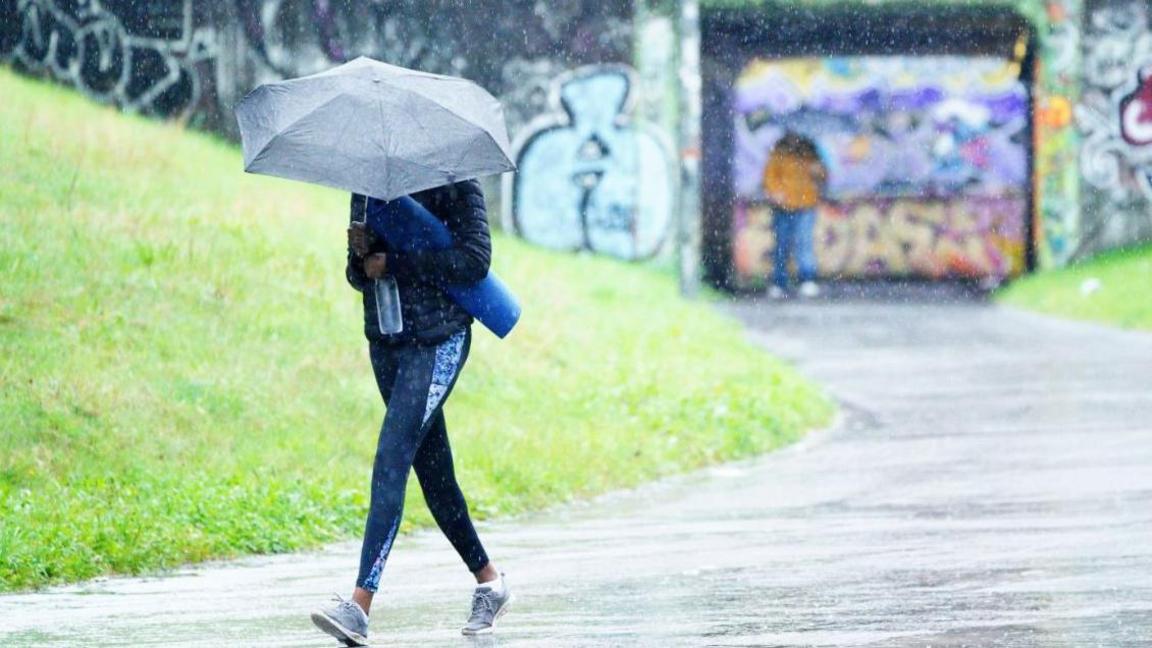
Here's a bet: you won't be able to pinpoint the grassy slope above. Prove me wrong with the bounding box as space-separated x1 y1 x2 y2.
0 68 832 590
999 244 1152 331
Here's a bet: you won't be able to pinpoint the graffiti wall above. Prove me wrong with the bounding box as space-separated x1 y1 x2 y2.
0 0 634 136
1076 0 1152 253
1034 0 1083 267
2 0 679 262
7 1 1150 277
1 0 219 119
734 197 1027 279
224 0 634 136
730 55 1030 282
505 66 674 260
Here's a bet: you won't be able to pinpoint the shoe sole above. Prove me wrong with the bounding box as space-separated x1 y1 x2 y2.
311 610 369 646
461 592 514 636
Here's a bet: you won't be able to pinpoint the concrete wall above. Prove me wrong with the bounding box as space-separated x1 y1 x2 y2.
696 5 1038 286
1 0 688 259
690 0 1152 287
727 55 1031 283
0 0 633 137
1035 0 1152 263
1076 0 1152 255
5 0 1150 277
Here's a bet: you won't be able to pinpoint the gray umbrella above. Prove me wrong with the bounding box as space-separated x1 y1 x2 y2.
235 56 515 200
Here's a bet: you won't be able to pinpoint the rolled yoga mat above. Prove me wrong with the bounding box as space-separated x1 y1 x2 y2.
365 196 521 338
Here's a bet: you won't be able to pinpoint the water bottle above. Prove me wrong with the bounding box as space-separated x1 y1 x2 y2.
373 277 403 335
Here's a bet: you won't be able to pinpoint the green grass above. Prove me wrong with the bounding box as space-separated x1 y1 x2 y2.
999 244 1152 331
0 68 833 591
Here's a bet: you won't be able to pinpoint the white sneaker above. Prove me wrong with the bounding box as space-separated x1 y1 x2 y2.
799 281 820 298
768 286 787 300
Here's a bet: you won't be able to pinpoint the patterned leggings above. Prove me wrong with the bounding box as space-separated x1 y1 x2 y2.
357 327 489 592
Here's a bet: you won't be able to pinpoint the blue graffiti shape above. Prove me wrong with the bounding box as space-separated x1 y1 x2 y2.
510 66 673 261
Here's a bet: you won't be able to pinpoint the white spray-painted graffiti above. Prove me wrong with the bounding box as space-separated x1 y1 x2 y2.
230 0 634 136
1076 0 1152 250
504 65 674 261
1 0 217 117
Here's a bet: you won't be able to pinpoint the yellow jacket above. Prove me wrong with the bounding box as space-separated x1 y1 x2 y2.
763 149 825 211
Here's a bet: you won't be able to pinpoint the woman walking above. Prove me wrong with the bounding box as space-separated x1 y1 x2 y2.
311 180 511 645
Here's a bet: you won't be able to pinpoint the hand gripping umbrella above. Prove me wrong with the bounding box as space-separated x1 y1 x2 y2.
235 57 520 338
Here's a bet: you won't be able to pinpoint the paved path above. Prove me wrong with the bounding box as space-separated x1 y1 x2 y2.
3 298 1151 647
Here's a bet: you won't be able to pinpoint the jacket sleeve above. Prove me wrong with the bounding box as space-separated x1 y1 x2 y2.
763 154 785 200
345 193 371 292
389 179 492 284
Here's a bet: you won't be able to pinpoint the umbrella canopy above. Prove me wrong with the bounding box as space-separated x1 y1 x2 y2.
235 57 515 200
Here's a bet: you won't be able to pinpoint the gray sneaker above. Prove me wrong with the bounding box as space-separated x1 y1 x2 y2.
311 595 369 646
461 578 513 635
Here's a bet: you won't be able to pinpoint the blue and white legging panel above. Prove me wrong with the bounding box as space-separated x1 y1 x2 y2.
363 330 467 591
422 330 466 427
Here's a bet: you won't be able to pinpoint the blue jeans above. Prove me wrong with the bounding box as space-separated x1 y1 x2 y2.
772 208 818 290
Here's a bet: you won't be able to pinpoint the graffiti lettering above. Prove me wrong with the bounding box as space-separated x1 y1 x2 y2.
733 197 1026 281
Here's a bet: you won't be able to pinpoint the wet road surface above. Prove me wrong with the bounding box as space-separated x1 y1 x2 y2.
2 296 1151 647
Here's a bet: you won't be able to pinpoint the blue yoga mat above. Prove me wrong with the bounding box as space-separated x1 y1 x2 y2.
365 196 521 338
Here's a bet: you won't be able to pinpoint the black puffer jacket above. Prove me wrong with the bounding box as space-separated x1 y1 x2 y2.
346 179 492 346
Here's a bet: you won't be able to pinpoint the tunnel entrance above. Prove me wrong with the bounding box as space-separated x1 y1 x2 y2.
700 5 1036 289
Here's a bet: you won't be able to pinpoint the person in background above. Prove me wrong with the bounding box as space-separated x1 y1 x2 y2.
763 131 828 299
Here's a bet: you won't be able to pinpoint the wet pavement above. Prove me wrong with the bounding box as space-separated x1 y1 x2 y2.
3 296 1151 647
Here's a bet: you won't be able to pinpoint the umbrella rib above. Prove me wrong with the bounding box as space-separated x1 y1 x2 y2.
395 157 449 174
391 77 495 130
372 93 444 173
405 94 438 161
375 93 392 160
248 92 351 168
451 129 516 173
403 90 503 155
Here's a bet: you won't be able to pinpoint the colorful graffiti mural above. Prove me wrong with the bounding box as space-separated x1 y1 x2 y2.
1034 0 1083 267
1076 0 1152 252
733 57 1029 200
506 66 674 260
734 198 1027 279
0 0 217 117
5 0 1149 278
731 55 1030 281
